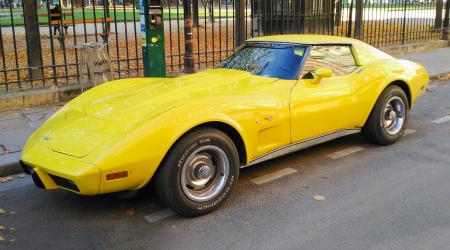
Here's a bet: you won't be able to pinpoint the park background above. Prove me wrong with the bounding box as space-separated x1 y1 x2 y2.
0 0 448 94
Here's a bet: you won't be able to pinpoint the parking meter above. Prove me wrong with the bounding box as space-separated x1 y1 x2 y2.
140 0 166 77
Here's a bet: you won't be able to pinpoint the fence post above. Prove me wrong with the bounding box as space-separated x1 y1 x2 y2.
23 0 43 82
354 0 363 39
235 0 246 47
347 0 354 37
443 0 450 40
335 0 342 25
401 0 408 44
209 0 215 23
104 0 110 41
183 0 195 73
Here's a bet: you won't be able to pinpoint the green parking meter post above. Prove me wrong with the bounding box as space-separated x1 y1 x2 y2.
140 0 166 77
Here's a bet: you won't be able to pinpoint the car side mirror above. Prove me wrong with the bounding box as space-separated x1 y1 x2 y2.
312 68 333 83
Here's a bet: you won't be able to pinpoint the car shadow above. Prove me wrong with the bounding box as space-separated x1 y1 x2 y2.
22 132 378 220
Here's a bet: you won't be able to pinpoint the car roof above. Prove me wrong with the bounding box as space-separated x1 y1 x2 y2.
246 34 361 45
246 34 394 65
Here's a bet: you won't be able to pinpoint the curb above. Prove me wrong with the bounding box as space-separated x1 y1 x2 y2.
429 72 450 81
0 151 23 177
0 72 449 177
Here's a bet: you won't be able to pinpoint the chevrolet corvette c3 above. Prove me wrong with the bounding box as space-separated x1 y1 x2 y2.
21 35 429 216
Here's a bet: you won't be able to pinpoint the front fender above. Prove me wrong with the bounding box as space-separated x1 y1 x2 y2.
95 99 249 193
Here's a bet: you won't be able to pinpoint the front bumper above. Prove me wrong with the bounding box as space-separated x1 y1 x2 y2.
21 143 101 195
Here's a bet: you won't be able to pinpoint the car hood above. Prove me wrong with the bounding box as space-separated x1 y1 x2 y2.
76 68 277 127
36 69 278 158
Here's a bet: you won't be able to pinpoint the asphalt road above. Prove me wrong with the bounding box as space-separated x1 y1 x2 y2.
1 80 449 250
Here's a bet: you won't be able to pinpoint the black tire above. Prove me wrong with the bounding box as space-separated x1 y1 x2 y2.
363 85 409 145
155 127 239 217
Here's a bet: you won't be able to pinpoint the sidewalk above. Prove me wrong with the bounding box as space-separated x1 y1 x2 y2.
0 105 63 176
1 47 450 176
397 47 450 78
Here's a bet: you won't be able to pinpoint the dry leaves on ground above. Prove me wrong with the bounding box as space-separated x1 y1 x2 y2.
0 208 5 214
0 225 4 230
126 208 136 216
0 177 13 183
313 195 326 201
271 190 280 195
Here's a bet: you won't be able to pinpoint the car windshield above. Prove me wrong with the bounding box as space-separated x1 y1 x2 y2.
218 43 307 80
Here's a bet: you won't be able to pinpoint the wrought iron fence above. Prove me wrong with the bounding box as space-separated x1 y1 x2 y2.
0 0 142 92
0 0 449 93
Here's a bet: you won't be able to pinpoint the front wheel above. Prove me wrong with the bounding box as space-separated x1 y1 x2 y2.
363 85 409 145
155 128 239 217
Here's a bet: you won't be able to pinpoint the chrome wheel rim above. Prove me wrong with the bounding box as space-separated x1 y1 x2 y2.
382 96 406 135
180 145 229 202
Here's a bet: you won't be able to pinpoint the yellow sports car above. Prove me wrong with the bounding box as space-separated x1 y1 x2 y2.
21 35 429 216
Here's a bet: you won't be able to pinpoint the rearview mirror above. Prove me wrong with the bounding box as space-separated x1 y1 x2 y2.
312 68 333 83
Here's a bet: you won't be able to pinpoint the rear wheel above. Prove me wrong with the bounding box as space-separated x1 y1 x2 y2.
363 85 409 145
155 128 239 217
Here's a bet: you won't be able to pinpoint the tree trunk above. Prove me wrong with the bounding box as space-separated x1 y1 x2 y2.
435 0 443 29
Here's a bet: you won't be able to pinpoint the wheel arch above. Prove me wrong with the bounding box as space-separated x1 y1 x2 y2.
178 122 248 166
361 79 412 128
154 121 248 179
388 80 412 108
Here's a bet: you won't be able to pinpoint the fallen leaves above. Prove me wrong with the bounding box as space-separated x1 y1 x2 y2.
126 208 136 216
0 208 5 214
0 225 4 230
0 176 13 183
313 195 326 201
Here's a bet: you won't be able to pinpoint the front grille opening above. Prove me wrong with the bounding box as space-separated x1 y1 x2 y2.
19 160 33 175
48 174 80 192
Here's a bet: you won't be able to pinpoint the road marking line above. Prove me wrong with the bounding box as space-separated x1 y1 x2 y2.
144 209 176 223
432 115 450 124
327 146 364 160
404 129 417 136
251 168 297 185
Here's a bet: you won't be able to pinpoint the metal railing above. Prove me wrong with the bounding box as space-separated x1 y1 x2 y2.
0 0 142 92
0 0 449 93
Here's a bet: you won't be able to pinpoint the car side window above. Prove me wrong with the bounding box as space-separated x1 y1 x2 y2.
301 45 358 78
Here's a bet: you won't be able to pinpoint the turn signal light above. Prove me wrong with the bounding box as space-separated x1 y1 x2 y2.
106 171 128 181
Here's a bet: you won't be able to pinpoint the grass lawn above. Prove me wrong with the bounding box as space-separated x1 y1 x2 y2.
0 4 438 26
0 8 242 26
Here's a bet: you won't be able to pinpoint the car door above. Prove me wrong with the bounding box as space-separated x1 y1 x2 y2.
290 44 363 143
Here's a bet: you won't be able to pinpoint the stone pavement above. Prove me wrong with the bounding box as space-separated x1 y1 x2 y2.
0 47 449 176
397 47 450 78
0 104 63 176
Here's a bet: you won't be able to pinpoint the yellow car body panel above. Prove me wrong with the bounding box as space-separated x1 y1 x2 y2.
21 35 429 195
